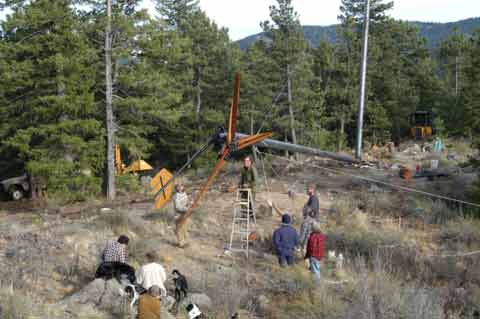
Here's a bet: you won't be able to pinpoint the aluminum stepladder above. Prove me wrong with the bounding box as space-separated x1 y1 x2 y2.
229 188 256 258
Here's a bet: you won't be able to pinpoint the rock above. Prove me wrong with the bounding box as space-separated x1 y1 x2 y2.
162 295 176 311
180 293 212 310
162 308 177 319
63 278 126 314
257 294 270 314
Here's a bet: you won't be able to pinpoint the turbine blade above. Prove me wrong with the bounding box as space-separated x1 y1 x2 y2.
176 152 227 230
227 73 240 144
237 132 273 150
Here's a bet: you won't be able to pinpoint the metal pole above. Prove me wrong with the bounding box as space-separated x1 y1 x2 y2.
355 0 370 160
236 133 358 164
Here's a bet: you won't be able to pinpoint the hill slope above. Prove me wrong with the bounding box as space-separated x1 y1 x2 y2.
237 17 480 50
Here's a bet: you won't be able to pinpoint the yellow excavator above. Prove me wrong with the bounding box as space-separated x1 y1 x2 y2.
115 144 154 175
115 144 174 209
409 111 433 140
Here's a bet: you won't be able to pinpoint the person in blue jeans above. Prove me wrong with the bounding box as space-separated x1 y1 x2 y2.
305 222 326 280
273 214 299 266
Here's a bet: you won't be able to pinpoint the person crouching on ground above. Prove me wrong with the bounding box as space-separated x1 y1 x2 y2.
273 214 299 267
173 184 190 248
305 222 326 280
137 285 162 319
95 235 136 283
136 252 167 296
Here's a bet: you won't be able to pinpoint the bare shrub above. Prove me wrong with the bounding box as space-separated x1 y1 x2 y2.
424 200 459 224
97 210 130 234
331 197 359 225
346 258 444 319
265 266 316 298
438 217 480 246
0 287 34 319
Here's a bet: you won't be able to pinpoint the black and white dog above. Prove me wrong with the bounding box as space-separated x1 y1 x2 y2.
172 269 188 303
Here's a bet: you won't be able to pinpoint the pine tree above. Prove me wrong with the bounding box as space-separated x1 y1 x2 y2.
0 0 103 197
261 0 315 154
460 30 480 140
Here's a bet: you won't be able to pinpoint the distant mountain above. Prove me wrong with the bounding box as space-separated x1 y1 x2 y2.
237 17 480 50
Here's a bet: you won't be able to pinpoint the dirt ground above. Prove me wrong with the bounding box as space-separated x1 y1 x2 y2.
0 141 479 318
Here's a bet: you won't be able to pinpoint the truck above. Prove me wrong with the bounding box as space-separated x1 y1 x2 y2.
0 174 30 200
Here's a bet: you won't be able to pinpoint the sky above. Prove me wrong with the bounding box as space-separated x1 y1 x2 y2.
141 0 480 40
1 1 478 40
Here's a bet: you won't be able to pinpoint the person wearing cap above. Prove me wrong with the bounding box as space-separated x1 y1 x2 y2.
305 222 326 280
273 214 300 266
137 285 161 319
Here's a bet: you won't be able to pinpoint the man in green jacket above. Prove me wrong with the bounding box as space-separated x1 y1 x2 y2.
239 156 257 217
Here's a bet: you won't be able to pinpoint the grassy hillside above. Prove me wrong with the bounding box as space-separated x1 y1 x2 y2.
237 17 480 50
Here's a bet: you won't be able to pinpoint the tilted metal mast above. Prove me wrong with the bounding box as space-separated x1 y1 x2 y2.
236 133 358 164
355 0 371 159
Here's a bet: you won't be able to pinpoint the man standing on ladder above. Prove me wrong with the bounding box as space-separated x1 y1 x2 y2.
239 156 257 217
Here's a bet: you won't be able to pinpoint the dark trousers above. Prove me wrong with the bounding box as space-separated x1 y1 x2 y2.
95 261 136 283
278 253 295 267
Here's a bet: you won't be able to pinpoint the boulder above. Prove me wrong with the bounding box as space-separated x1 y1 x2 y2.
257 294 270 315
162 295 176 311
162 308 177 319
63 278 126 314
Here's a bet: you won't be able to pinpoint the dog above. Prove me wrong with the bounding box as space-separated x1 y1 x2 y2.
186 303 205 319
172 269 188 303
124 283 147 308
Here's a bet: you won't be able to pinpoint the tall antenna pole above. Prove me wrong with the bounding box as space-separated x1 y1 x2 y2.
355 0 370 159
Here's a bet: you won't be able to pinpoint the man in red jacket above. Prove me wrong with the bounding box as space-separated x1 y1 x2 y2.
305 222 326 280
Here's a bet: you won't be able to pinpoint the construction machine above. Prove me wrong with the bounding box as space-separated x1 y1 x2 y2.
409 111 433 140
149 72 358 214
115 144 153 175
0 174 30 200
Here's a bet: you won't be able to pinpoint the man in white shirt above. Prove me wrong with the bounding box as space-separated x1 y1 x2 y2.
136 252 167 296
173 184 190 248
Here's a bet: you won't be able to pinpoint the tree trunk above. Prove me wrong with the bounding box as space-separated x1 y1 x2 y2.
455 55 459 98
286 64 298 160
105 0 115 200
338 115 345 151
195 66 202 123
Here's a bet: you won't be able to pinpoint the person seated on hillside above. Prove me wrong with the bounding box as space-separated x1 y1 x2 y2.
137 285 162 319
305 222 326 281
273 214 300 267
136 252 167 296
95 235 136 283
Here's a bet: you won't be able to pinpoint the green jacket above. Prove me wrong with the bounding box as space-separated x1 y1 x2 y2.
239 166 257 192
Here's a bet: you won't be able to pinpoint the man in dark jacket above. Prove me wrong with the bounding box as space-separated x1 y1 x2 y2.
305 222 326 280
273 214 299 266
303 184 319 220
